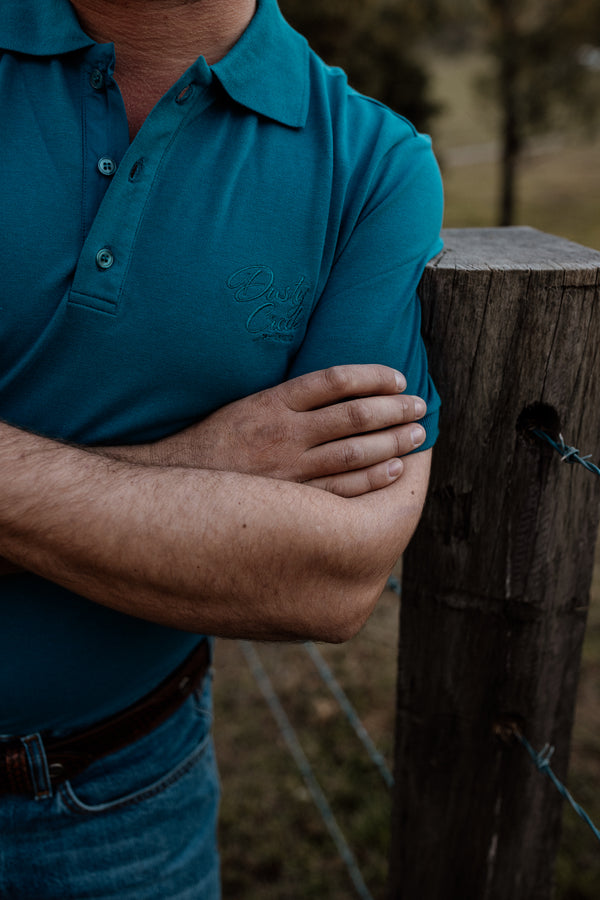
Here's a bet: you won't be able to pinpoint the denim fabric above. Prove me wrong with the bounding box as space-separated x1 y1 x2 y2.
0 675 220 899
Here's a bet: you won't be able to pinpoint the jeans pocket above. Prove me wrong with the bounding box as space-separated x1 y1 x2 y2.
58 683 213 816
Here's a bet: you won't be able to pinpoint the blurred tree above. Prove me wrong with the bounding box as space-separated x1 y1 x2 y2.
278 0 599 226
409 0 599 224
278 0 439 132
482 0 600 224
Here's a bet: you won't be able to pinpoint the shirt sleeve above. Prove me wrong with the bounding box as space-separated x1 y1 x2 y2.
287 121 443 451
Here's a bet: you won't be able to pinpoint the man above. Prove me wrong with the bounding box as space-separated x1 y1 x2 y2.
0 0 443 896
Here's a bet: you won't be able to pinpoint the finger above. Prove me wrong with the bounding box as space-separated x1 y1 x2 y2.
302 394 426 449
281 365 407 412
306 459 405 498
300 421 426 480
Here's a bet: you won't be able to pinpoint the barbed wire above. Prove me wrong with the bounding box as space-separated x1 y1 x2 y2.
303 641 394 788
239 578 401 894
386 561 600 845
516 732 600 843
533 429 600 476
241 641 375 900
241 525 600 888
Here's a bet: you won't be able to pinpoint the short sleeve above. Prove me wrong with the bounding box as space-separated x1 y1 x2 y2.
288 117 443 451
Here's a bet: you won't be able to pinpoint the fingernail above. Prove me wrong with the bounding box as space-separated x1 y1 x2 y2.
395 372 407 392
414 399 427 417
388 459 403 477
412 425 425 446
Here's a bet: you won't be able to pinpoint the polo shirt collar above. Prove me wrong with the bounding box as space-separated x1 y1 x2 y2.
0 0 94 55
212 0 309 128
0 0 309 128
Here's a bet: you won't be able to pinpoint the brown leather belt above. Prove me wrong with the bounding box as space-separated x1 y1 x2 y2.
0 640 210 797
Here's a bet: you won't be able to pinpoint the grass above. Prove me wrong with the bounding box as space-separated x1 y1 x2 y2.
214 545 600 898
212 49 600 899
440 137 600 251
214 588 400 899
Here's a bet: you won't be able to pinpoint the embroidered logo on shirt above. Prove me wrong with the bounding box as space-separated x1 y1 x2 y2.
226 265 310 342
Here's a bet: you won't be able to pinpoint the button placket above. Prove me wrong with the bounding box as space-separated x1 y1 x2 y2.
81 48 128 242
71 73 213 315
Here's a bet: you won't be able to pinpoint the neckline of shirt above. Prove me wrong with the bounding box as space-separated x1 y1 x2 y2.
0 0 309 128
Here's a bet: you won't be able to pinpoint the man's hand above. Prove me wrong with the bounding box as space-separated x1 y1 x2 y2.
0 364 428 577
107 365 427 498
0 420 431 641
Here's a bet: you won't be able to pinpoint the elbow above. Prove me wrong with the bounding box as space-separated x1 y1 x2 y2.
322 585 385 644
299 565 391 645
307 506 422 643
315 454 431 643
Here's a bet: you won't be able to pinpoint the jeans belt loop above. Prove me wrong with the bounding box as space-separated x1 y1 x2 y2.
21 733 53 801
0 640 210 798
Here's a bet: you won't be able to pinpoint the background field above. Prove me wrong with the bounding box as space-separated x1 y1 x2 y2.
431 52 600 250
213 51 600 898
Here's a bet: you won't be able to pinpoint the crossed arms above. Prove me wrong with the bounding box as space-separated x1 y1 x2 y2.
0 364 431 643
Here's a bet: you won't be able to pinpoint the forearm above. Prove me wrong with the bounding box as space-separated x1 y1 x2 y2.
354 450 431 571
0 423 423 641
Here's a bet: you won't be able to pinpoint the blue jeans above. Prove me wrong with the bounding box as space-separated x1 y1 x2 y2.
0 674 221 899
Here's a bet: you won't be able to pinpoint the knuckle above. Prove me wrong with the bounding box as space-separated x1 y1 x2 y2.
341 440 364 470
323 365 351 396
390 429 405 456
256 387 283 413
347 398 373 432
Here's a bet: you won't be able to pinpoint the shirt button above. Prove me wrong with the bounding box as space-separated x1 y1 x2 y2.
97 157 117 176
96 248 114 270
90 68 105 90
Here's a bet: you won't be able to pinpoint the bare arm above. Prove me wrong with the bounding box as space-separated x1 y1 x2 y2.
0 365 429 578
0 374 431 641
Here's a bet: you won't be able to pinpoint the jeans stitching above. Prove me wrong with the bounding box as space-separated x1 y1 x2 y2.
59 727 212 816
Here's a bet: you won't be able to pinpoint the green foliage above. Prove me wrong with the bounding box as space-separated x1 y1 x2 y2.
278 0 439 132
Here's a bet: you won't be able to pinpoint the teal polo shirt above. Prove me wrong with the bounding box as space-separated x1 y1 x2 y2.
0 0 443 733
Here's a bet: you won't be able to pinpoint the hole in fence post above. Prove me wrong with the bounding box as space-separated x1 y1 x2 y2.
516 403 561 446
493 715 526 744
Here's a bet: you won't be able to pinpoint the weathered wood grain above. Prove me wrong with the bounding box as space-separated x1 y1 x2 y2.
389 228 600 900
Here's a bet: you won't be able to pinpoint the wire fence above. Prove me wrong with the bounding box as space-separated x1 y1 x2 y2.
240 641 377 900
237 428 600 896
303 641 394 789
533 429 600 477
516 732 600 844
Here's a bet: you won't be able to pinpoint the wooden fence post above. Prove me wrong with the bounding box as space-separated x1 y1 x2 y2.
390 227 600 900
